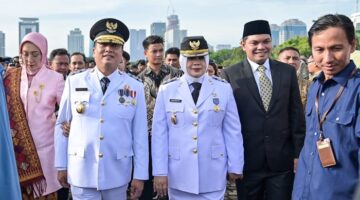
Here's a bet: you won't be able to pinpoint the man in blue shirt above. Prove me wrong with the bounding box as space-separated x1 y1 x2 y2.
292 14 360 200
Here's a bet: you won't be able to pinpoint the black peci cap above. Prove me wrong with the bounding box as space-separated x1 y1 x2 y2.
242 20 271 38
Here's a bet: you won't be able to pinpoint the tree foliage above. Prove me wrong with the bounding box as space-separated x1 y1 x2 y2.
272 36 311 58
209 47 246 68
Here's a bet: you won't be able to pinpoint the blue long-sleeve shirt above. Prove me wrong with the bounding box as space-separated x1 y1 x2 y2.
292 61 360 200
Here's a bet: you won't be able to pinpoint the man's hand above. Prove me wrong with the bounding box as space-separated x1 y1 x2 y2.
154 176 168 198
61 121 71 137
228 173 243 184
57 170 69 188
294 158 299 173
130 179 144 200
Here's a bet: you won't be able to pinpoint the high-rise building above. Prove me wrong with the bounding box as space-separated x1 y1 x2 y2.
216 44 231 51
165 14 187 49
88 40 94 58
19 18 39 45
68 28 84 54
279 19 307 44
129 29 146 62
270 24 280 47
0 31 5 57
150 22 166 38
351 12 360 30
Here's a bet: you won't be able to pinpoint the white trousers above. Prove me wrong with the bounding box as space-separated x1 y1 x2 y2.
71 184 128 200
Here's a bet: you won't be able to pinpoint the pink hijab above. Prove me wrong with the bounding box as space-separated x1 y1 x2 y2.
20 32 48 75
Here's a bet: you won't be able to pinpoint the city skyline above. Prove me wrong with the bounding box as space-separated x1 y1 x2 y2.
0 0 357 57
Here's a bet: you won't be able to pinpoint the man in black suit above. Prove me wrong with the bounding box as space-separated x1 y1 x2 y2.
221 20 305 200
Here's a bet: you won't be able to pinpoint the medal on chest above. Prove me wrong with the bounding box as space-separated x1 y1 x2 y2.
213 97 220 112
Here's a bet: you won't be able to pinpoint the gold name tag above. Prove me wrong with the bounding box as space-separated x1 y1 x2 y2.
316 138 336 168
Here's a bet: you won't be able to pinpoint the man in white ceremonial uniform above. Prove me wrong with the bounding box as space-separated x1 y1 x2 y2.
152 36 244 200
54 18 149 200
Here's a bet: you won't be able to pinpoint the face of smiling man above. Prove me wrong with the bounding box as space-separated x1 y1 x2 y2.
241 34 272 65
93 42 123 74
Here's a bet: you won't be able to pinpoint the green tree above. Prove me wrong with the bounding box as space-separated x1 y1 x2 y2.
210 47 246 68
272 36 311 58
356 30 360 50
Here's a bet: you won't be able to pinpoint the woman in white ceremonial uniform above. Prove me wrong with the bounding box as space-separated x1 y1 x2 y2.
152 36 244 200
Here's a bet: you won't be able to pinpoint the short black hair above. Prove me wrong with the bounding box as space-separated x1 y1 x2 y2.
71 52 86 63
165 47 180 57
279 47 300 56
308 14 355 47
142 35 164 50
123 51 130 61
49 48 70 61
136 59 146 66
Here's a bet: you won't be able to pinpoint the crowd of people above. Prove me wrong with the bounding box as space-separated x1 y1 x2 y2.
0 13 360 200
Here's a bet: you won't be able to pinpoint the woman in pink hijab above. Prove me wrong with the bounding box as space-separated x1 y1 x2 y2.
4 32 64 199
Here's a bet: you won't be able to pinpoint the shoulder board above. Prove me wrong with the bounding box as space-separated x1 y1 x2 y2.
69 69 87 76
126 73 142 82
211 75 227 83
162 77 179 85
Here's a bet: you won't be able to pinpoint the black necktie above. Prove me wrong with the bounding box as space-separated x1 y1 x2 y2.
191 82 202 104
100 77 110 94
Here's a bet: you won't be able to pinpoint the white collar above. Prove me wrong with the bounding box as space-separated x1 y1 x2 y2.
247 58 271 73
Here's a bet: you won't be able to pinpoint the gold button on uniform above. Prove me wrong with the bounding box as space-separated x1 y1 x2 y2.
99 135 104 140
99 153 103 158
100 118 104 123
193 109 198 114
101 102 106 106
192 135 198 140
192 121 198 127
192 149 198 154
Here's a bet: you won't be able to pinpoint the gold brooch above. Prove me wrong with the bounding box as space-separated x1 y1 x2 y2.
75 102 86 114
33 83 45 103
171 112 177 125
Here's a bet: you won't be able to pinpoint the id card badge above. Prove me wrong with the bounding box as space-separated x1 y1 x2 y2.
316 138 336 168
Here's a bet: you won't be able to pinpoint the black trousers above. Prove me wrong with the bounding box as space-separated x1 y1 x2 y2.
236 169 294 200
139 134 155 200
57 188 71 200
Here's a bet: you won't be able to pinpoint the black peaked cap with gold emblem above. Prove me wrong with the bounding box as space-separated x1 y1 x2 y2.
180 36 209 57
90 18 129 45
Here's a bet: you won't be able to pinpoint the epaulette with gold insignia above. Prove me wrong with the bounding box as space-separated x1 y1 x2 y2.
69 69 87 76
127 73 142 82
162 77 179 85
211 75 227 83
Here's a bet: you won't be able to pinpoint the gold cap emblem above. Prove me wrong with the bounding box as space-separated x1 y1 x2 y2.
189 40 200 50
106 21 118 33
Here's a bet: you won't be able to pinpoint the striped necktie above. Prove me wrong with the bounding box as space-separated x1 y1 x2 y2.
100 77 110 94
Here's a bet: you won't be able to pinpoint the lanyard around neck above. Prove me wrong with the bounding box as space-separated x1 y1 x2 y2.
315 68 357 140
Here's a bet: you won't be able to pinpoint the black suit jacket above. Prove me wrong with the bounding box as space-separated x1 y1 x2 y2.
222 58 305 173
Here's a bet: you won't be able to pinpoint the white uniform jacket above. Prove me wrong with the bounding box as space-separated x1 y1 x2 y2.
55 68 148 190
152 75 244 194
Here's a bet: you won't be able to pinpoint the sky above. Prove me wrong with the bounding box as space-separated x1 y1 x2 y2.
0 0 357 57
